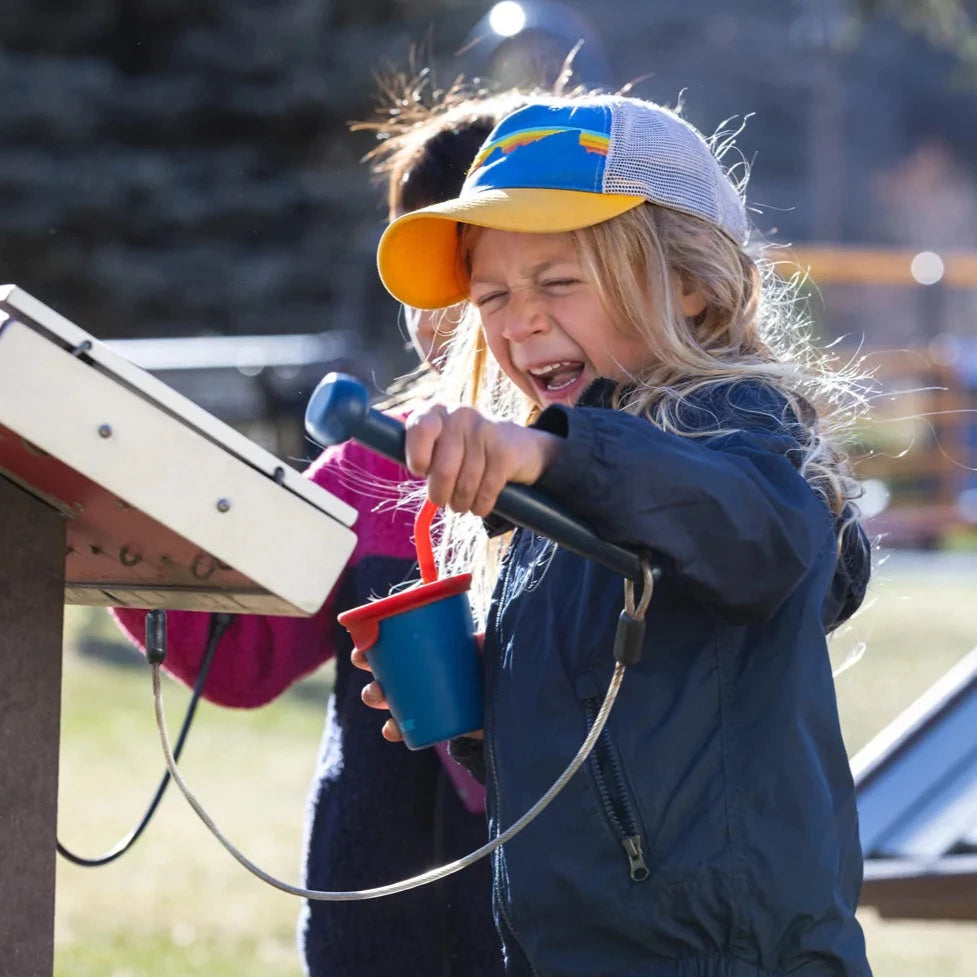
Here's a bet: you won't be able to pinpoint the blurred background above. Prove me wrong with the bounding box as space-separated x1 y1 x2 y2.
7 0 970 974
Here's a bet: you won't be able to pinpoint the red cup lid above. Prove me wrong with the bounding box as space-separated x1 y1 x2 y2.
337 573 472 653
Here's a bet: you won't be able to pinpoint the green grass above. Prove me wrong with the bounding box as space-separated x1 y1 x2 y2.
56 606 332 977
55 556 977 975
831 561 977 755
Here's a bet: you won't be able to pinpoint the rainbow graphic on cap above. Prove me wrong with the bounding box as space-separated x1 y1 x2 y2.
467 126 610 179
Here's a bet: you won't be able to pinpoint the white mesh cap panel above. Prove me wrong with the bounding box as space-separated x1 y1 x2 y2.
602 98 748 244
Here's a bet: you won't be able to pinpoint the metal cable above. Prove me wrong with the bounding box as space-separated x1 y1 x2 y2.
151 660 625 900
150 555 654 901
57 613 231 867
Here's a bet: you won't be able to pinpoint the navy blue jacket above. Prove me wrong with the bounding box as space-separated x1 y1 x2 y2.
301 552 504 977
480 382 872 976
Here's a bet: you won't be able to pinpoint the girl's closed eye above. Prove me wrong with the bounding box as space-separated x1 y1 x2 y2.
474 278 579 310
473 289 509 310
541 277 580 291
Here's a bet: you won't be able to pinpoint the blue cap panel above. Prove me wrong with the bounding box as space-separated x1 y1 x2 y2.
465 103 612 194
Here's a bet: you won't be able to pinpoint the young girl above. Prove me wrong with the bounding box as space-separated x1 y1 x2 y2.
362 94 873 976
111 86 525 977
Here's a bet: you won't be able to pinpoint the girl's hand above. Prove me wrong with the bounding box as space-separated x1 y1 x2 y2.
351 647 403 742
353 636 486 743
404 404 560 516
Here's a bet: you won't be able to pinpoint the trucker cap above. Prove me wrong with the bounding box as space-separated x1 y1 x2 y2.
376 94 748 310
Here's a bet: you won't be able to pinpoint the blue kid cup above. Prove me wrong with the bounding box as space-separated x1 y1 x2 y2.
337 501 483 750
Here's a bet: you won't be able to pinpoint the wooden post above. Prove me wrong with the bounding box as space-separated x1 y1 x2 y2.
0 476 65 977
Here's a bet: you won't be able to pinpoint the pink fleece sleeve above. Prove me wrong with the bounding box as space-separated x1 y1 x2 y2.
111 439 419 708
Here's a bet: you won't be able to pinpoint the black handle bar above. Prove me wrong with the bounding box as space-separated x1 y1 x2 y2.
304 373 646 582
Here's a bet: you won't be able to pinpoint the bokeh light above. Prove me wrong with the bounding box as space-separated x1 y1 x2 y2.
910 250 945 285
489 1 527 37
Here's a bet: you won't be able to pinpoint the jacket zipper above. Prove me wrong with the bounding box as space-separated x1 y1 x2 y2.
487 736 539 977
583 698 651 882
485 535 540 976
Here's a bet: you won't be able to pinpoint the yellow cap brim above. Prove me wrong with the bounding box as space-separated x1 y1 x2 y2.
377 187 646 310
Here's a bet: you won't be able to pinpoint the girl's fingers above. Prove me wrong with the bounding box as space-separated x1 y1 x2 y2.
359 680 402 742
360 680 389 710
426 416 467 507
382 717 405 742
409 410 561 514
465 422 516 516
404 406 445 478
351 647 371 672
470 459 508 517
450 437 488 513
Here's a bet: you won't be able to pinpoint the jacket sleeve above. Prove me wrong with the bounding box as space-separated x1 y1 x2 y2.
822 516 871 630
110 437 419 708
532 402 838 623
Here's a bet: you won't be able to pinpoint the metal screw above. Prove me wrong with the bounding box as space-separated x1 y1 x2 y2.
216 498 231 513
119 546 142 567
191 553 216 580
98 424 112 438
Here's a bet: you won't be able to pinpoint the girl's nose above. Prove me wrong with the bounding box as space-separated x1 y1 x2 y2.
501 291 549 343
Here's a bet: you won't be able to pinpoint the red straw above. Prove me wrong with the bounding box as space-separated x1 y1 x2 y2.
413 499 439 584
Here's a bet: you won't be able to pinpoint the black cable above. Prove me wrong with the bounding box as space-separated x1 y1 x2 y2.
56 612 235 867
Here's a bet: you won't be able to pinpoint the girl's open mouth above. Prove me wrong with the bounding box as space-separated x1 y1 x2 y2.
528 361 585 397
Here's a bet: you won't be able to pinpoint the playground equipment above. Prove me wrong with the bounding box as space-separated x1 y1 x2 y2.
0 286 358 977
854 645 977 920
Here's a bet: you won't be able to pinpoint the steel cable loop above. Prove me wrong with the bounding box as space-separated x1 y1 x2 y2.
625 554 655 622
151 658 626 901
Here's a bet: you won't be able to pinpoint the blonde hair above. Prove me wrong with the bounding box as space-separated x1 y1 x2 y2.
353 79 529 219
350 76 530 409
430 204 867 621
